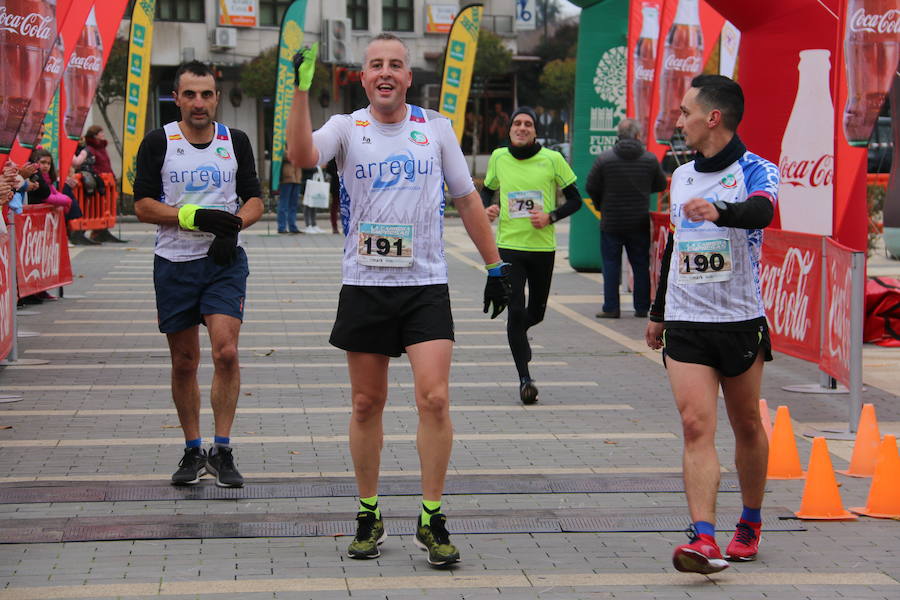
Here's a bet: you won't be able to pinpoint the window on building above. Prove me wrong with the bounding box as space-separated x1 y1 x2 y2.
155 0 204 22
347 0 369 30
260 0 293 26
383 0 413 32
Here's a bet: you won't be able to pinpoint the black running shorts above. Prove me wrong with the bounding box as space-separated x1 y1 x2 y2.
329 284 454 357
662 324 773 377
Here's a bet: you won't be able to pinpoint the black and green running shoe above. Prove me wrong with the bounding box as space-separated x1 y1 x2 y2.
414 514 460 566
347 512 386 559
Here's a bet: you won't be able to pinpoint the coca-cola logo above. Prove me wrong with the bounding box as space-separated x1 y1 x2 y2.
19 211 61 283
0 8 53 41
759 246 815 341
635 65 654 81
849 8 900 34
0 238 10 345
826 259 850 368
779 154 834 188
45 55 63 75
664 53 701 73
68 54 103 72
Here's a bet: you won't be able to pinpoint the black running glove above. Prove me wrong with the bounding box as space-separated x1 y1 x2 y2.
207 234 238 266
194 209 243 237
483 262 512 319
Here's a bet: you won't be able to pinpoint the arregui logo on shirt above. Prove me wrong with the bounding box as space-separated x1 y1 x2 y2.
168 163 235 192
355 151 434 189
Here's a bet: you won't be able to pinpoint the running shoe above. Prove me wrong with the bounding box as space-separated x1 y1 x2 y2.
724 519 761 561
414 514 460 566
171 447 206 486
519 377 539 405
672 526 729 574
347 512 386 559
206 446 244 488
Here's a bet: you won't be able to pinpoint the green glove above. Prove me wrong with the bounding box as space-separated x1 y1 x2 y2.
178 204 202 231
292 43 318 91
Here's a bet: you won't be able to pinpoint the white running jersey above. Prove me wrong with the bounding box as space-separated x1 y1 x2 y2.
154 122 242 262
665 151 779 323
313 105 475 286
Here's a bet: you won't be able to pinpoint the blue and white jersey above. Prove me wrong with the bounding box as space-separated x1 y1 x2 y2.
665 151 779 323
313 105 475 286
155 122 242 261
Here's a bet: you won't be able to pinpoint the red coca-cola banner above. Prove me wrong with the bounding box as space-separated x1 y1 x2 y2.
820 237 855 386
758 228 822 363
649 210 671 300
627 0 662 144
15 204 72 298
0 223 13 361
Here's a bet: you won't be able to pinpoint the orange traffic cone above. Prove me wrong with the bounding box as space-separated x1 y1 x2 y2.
795 437 857 520
767 405 805 479
851 434 900 519
837 403 881 477
759 398 772 442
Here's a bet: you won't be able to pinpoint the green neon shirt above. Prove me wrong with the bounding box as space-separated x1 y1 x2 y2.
484 147 577 252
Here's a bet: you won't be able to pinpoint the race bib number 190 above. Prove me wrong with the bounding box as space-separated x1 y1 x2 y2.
357 222 414 267
677 238 732 284
507 190 543 219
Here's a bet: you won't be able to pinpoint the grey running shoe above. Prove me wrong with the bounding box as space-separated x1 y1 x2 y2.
171 447 206 486
206 446 244 488
347 512 386 559
414 514 460 566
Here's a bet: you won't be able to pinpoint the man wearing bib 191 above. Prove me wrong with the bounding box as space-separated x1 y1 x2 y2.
134 61 263 489
644 75 778 574
481 107 581 404
286 34 510 567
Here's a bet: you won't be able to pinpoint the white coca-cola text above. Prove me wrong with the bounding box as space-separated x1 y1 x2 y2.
45 55 63 74
779 154 834 188
0 8 53 41
68 53 102 72
635 65 654 81
663 53 701 73
826 259 850 369
0 241 9 344
760 247 815 341
19 212 61 283
849 7 900 34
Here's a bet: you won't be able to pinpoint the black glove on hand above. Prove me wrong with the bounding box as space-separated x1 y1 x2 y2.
194 209 243 237
483 263 512 319
207 234 238 266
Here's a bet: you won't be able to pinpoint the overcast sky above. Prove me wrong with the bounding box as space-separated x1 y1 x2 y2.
558 1 582 18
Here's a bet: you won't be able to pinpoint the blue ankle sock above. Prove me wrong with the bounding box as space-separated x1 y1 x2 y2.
186 438 202 449
214 436 230 447
741 506 762 523
694 521 716 537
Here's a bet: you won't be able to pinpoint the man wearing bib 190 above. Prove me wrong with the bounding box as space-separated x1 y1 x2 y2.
481 107 581 404
286 34 510 567
134 61 263 489
645 75 778 574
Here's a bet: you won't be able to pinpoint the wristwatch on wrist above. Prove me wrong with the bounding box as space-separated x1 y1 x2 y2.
713 200 729 218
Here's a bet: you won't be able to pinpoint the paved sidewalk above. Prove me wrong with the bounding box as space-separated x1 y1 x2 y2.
0 219 898 599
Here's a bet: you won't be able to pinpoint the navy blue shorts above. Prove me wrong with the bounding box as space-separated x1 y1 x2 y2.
153 249 249 334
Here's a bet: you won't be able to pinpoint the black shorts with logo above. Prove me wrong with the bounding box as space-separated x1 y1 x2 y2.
662 321 773 377
329 284 454 357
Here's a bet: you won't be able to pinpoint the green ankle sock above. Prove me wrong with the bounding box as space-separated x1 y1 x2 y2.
359 495 380 519
421 499 442 526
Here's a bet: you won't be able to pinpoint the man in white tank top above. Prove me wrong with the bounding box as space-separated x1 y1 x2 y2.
134 62 263 490
287 34 510 567
645 75 778 574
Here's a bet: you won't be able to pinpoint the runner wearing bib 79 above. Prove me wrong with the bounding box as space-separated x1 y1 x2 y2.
645 75 779 574
286 34 510 568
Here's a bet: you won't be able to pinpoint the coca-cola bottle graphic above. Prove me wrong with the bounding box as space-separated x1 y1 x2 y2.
0 0 57 153
18 33 64 149
777 50 835 236
881 73 900 256
633 2 659 144
654 0 703 144
842 0 900 146
63 7 103 141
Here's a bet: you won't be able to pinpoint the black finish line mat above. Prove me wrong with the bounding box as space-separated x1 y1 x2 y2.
0 507 804 544
0 475 741 504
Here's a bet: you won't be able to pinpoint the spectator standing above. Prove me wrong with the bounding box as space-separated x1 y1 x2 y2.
586 118 667 318
84 125 127 243
487 102 510 150
277 150 302 234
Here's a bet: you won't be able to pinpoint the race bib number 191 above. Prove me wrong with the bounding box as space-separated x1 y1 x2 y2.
357 222 414 267
677 238 732 283
507 190 543 219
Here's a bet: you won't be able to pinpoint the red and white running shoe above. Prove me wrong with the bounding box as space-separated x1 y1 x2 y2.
724 519 761 561
673 526 729 574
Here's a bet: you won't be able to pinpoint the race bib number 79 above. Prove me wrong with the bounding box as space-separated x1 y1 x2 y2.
677 238 732 284
357 222 414 267
507 190 543 219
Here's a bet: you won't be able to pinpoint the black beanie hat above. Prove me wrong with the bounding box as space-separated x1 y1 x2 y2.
510 106 537 127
